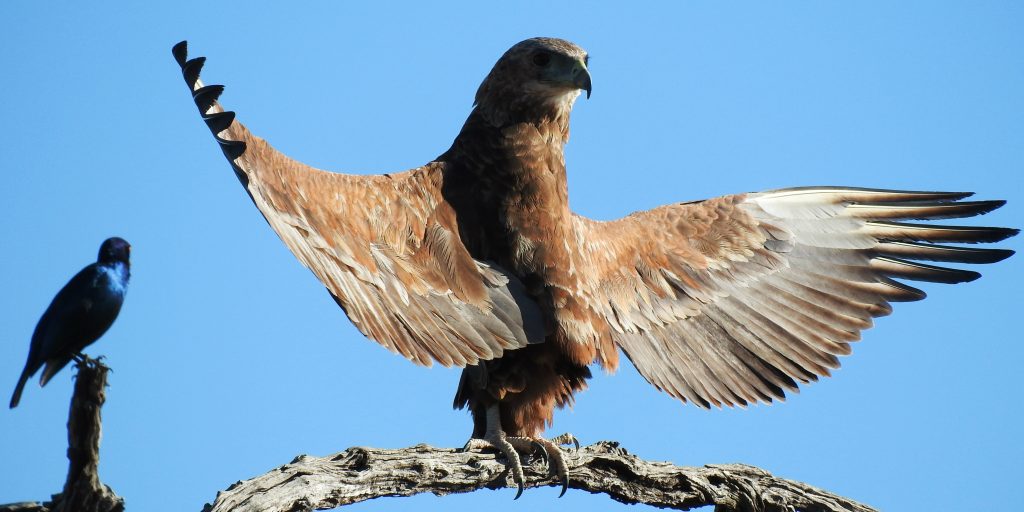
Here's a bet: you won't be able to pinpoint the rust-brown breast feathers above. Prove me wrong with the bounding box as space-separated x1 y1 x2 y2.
174 42 543 367
574 187 1016 408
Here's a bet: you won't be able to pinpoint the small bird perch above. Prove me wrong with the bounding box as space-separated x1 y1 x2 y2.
1 357 124 512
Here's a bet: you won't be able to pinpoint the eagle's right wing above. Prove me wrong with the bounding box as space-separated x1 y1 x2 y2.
173 42 543 367
574 188 1016 408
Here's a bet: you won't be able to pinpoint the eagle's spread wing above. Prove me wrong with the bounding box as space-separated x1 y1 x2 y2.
574 188 1016 408
173 42 543 367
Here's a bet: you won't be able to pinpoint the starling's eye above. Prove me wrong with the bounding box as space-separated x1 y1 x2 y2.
532 52 551 67
584 55 589 66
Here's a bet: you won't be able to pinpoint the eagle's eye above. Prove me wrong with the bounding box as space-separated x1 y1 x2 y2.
532 52 551 67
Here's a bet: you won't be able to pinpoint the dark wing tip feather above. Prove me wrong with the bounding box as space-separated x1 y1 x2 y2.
867 221 1020 244
193 84 224 113
171 41 247 163
204 110 235 133
183 57 206 89
764 186 975 202
848 199 1008 221
874 241 1015 264
871 257 981 284
172 40 188 67
222 140 247 161
984 199 1007 211
859 278 927 302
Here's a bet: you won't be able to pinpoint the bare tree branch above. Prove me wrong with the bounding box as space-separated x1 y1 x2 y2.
0 504 48 512
0 359 874 512
0 358 124 512
203 441 876 512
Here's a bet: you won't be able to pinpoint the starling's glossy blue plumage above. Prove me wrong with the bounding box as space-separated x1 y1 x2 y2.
10 237 130 408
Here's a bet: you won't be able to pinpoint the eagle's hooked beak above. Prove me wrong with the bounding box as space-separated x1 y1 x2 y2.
574 61 592 99
545 56 592 99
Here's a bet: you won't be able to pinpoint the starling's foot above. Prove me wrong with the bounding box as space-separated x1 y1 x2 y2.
75 353 106 370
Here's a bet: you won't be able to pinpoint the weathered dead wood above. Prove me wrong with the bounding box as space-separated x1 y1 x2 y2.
204 441 876 512
0 504 48 512
0 358 124 512
1 359 874 512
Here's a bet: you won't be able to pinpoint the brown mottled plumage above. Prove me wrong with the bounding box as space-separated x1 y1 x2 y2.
174 38 1016 493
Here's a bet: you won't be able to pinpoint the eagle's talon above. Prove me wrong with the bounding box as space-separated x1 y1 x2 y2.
463 433 527 498
551 432 579 451
531 440 549 466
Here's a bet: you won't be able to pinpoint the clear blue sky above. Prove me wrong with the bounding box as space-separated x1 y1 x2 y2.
2 2 1021 511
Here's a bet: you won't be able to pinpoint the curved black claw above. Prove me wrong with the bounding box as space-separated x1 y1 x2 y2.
552 432 580 451
531 440 549 466
534 434 575 498
514 481 524 500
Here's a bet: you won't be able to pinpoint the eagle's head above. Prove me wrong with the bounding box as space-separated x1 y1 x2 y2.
475 37 591 127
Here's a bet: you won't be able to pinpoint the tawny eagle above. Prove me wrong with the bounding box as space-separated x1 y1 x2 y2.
173 38 1016 497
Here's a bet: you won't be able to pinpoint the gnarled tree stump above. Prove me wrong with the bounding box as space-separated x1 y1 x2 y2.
1 358 123 512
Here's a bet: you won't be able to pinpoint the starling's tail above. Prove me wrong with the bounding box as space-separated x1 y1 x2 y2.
39 357 73 388
10 369 30 408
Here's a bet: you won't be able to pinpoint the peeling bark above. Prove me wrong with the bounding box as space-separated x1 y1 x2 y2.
203 442 876 512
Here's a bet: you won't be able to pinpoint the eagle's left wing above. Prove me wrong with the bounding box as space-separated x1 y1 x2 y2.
573 187 1016 408
172 42 544 368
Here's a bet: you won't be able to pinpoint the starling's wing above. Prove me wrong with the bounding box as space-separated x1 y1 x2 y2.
31 265 112 387
172 42 543 367
3 271 89 406
574 188 1016 408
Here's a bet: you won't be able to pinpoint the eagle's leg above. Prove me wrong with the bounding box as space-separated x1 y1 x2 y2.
462 404 546 499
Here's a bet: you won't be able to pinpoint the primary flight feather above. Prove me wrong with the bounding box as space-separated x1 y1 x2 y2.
173 38 1016 496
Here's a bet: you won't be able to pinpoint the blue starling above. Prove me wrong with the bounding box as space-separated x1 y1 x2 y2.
10 237 130 408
